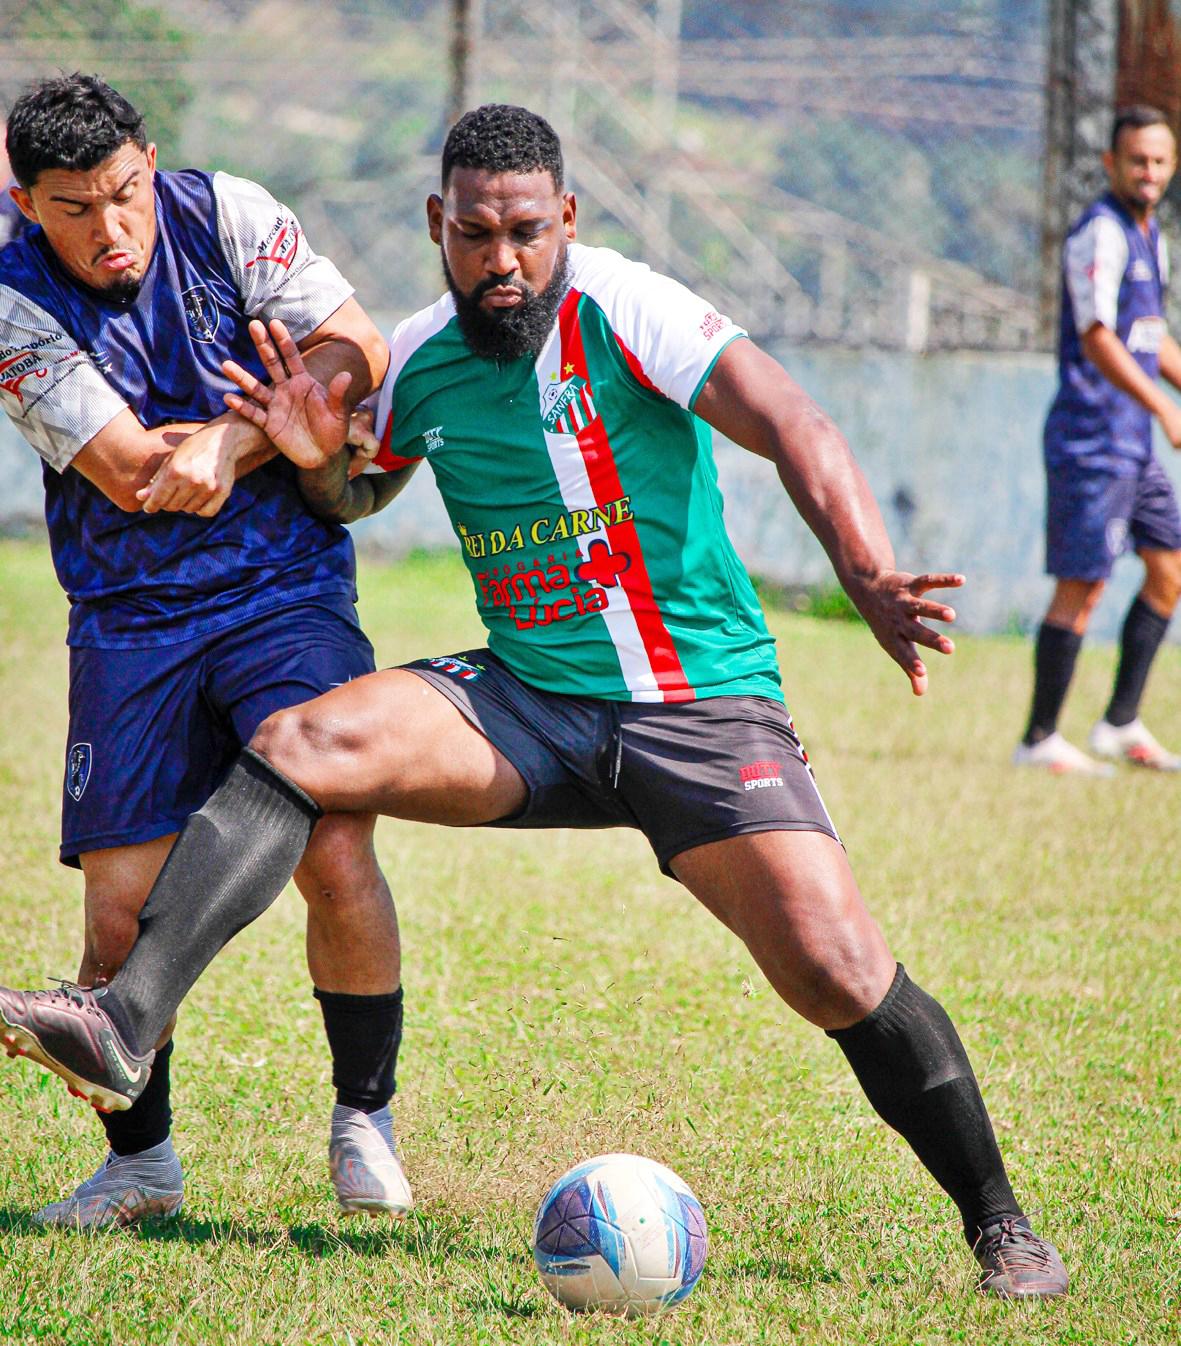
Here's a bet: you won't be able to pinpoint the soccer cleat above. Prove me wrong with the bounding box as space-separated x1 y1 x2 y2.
974 1217 1069 1299
1088 717 1181 771
1012 731 1114 777
329 1103 413 1218
33 1138 183 1230
0 981 153 1112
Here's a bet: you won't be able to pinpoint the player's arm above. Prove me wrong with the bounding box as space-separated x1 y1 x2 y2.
222 317 417 521
134 297 390 515
72 407 274 515
1080 322 1181 446
693 338 962 696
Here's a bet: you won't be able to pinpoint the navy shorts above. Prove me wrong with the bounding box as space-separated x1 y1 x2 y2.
61 595 375 866
406 649 840 877
1046 454 1181 580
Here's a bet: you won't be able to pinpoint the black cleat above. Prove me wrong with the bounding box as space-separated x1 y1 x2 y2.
0 981 153 1112
974 1217 1068 1299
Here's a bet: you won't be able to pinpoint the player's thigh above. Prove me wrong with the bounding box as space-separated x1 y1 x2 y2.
253 667 529 823
670 830 894 1029
77 833 177 982
1045 464 1134 588
62 641 235 869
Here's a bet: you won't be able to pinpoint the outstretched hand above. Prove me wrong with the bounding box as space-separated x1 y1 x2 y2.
222 319 351 469
845 570 965 696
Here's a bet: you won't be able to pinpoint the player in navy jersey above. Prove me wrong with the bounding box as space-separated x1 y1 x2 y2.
1016 106 1181 774
0 74 415 1226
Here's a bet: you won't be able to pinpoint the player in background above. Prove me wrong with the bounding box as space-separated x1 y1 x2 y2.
1015 105 1181 774
0 105 1066 1298
0 75 415 1227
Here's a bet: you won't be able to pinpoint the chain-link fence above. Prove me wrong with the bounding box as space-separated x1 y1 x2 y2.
2 0 1052 350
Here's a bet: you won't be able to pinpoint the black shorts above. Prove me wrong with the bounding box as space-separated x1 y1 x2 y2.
405 650 840 877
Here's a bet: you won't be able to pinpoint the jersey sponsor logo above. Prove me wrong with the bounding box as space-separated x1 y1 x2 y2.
66 742 92 802
457 496 634 560
1127 316 1165 355
182 284 221 343
541 372 597 435
245 213 301 271
700 310 726 341
422 424 444 452
739 759 784 791
475 560 609 629
0 336 66 404
576 538 630 588
1129 258 1155 282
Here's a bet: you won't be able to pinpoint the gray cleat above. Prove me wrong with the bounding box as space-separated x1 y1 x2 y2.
33 1138 184 1230
974 1217 1068 1299
329 1104 413 1218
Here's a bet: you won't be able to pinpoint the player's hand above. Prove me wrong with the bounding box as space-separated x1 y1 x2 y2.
222 319 351 469
135 429 236 517
346 406 380 480
844 570 965 696
1160 401 1181 449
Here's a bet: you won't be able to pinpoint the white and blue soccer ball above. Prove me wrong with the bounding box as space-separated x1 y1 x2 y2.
532 1153 707 1317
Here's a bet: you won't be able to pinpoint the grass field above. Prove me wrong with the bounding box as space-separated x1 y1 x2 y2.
0 538 1178 1346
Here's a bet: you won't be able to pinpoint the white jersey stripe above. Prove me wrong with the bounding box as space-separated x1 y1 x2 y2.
532 329 666 701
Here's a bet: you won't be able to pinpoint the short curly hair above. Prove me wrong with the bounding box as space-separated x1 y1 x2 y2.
442 104 564 189
6 73 146 189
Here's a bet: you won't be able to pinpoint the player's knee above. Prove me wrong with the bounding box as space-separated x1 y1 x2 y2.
251 699 363 784
297 814 381 908
80 900 141 983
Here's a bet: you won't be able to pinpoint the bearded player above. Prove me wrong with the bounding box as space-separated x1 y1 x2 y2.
0 105 1066 1298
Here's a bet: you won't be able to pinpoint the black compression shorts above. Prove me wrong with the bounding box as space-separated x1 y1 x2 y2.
404 649 840 877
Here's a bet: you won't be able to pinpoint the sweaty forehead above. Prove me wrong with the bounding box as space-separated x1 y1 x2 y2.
444 167 562 221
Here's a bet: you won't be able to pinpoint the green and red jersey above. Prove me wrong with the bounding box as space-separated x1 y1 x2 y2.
368 243 782 703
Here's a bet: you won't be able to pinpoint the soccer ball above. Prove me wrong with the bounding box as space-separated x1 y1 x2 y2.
532 1153 707 1317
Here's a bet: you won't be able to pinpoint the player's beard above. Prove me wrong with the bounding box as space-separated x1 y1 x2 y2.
443 245 571 363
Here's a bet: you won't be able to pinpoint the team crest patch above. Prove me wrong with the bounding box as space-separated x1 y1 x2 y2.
541 374 597 435
67 742 92 802
182 285 220 344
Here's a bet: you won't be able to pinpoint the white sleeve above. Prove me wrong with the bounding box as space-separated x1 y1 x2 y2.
1064 216 1128 333
212 171 354 340
0 285 127 471
570 245 746 409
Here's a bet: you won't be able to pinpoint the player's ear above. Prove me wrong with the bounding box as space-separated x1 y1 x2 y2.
145 143 157 174
427 194 444 246
1102 148 1115 178
563 192 577 241
9 185 37 224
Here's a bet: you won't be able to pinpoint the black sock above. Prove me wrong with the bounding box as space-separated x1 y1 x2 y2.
1023 621 1082 744
315 986 403 1113
827 965 1022 1244
104 749 321 1053
1105 596 1170 727
99 1038 174 1156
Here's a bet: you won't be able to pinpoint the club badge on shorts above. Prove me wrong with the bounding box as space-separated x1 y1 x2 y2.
66 742 92 802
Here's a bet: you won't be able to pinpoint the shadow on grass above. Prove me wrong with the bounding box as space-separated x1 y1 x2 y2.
0 1204 516 1271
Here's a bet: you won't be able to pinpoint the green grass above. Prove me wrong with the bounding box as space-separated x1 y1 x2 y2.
0 538 1178 1345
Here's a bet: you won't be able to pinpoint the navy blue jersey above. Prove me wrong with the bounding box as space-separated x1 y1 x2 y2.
1044 192 1170 475
0 169 358 647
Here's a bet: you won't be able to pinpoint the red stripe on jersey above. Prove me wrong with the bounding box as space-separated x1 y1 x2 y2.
558 290 694 702
613 331 661 394
373 409 423 472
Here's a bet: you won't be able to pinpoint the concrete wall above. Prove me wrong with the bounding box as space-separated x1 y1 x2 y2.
3 342 1179 642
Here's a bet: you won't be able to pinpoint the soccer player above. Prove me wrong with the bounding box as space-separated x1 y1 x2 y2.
0 105 1067 1298
0 75 414 1226
1015 105 1181 774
